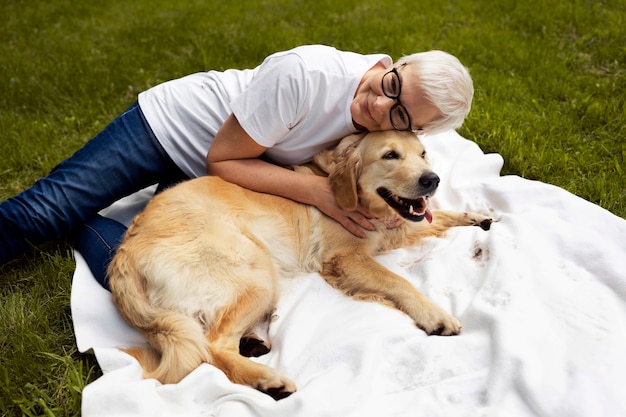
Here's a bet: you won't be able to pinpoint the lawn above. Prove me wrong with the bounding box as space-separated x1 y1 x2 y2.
1 0 624 415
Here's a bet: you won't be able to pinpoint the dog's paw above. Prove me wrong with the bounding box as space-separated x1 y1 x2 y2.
416 307 462 336
477 217 493 231
239 336 271 357
257 373 297 401
465 213 493 231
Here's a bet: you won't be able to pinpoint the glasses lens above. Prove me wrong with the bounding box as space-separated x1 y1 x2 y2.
383 70 401 99
390 104 411 131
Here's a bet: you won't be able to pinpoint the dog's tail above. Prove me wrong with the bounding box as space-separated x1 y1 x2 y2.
108 247 211 384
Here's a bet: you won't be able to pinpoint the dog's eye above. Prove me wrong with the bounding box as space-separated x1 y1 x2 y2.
383 151 400 160
421 150 427 159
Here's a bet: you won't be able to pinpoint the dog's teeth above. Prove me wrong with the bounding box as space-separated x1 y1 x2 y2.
409 205 414 214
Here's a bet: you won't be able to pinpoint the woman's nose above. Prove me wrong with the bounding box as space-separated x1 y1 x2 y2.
372 94 395 116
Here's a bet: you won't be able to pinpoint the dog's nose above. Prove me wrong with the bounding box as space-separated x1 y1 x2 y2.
418 172 440 192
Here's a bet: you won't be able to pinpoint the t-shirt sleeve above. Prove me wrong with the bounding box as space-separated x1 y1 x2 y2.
230 52 309 148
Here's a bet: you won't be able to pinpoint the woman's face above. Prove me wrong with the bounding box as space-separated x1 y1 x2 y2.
350 63 441 133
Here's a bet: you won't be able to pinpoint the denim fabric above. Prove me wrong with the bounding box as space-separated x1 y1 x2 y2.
75 215 127 290
0 102 188 265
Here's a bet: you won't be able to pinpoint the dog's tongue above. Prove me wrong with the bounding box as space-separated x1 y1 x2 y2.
425 209 433 224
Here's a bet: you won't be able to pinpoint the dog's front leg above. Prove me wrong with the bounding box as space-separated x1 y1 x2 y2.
431 210 493 230
321 253 461 336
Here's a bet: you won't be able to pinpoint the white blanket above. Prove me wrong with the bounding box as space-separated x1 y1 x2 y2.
72 131 626 417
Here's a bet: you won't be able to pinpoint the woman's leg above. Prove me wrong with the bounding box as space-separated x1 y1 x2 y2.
74 215 127 290
76 178 188 291
0 102 187 264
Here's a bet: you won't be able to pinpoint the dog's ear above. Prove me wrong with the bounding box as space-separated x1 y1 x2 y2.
313 134 364 175
327 139 362 211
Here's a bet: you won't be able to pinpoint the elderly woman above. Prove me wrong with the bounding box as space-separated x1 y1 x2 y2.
0 44 473 285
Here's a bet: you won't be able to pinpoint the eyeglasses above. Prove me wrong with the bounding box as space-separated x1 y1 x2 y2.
381 66 419 132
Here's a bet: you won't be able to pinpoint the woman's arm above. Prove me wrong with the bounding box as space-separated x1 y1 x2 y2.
206 114 375 237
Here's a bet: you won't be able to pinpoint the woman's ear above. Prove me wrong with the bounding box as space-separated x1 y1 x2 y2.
328 142 362 211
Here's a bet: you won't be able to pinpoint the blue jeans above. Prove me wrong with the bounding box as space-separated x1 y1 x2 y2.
75 180 183 290
0 102 188 287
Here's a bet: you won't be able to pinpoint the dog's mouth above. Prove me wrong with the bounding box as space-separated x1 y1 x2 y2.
377 188 433 223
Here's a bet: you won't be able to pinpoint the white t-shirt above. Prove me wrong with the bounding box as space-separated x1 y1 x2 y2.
138 45 392 178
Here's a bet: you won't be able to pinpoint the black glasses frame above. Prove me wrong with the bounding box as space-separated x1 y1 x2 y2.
381 66 418 132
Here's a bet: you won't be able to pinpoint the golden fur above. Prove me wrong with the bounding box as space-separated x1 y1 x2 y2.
108 131 492 400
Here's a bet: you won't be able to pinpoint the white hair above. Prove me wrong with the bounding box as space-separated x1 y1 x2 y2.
397 50 474 134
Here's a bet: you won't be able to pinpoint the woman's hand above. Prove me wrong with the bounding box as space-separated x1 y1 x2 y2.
307 175 376 238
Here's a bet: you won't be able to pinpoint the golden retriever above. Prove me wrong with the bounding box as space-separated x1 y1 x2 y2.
108 131 492 400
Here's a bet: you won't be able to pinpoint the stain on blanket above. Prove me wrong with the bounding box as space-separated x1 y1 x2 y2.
472 241 490 267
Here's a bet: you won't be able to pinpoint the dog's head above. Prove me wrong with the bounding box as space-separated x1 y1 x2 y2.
314 131 438 222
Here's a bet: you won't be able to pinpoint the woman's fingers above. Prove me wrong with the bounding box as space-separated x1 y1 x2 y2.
346 210 376 233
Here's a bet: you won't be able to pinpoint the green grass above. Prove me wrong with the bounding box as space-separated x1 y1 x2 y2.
1 0 624 414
